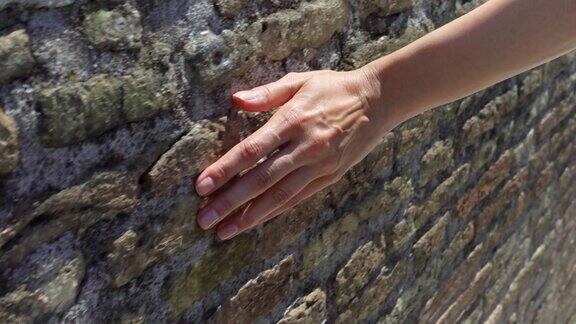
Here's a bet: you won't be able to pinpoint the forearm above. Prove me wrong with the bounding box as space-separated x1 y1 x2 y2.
362 0 576 127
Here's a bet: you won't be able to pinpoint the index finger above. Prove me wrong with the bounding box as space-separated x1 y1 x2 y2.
195 122 288 196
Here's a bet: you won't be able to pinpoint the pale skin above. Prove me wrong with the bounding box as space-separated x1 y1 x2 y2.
195 0 576 240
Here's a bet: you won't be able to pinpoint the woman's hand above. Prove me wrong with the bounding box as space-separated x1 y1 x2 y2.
195 68 392 240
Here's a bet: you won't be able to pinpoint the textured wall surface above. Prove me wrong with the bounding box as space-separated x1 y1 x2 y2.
1 0 576 322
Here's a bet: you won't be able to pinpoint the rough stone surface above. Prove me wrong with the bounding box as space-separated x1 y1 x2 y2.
38 70 173 147
165 234 257 318
83 7 143 51
0 30 35 85
145 121 223 196
278 288 327 324
0 0 575 323
334 236 386 308
213 255 294 323
0 108 18 175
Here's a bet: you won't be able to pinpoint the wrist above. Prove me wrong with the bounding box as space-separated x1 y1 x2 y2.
355 56 406 132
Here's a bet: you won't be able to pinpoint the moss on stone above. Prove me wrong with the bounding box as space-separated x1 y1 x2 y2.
122 69 174 122
39 74 122 147
0 30 35 85
0 108 19 175
83 7 142 51
165 234 257 318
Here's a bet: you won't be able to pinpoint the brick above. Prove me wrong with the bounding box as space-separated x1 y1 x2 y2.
278 288 327 324
215 0 245 18
357 0 414 17
0 172 138 268
213 255 294 324
456 150 514 219
336 258 408 323
408 163 470 229
356 176 413 221
334 235 386 308
537 97 575 138
474 167 529 234
0 108 19 175
462 88 518 146
256 0 349 61
261 191 325 257
165 234 257 318
397 111 437 155
39 70 174 147
302 213 360 276
418 139 454 186
0 30 35 84
145 121 223 196
413 212 449 272
83 7 142 51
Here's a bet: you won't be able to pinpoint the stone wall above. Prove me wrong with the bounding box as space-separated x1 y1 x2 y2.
1 0 575 322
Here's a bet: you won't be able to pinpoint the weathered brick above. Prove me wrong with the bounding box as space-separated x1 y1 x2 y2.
456 150 514 219
397 111 437 155
145 121 223 196
418 139 454 186
256 0 349 61
0 108 19 175
413 212 449 272
261 191 325 257
302 213 360 276
0 30 35 84
278 288 327 324
356 176 414 221
462 88 518 146
408 163 470 229
357 0 414 17
83 7 142 51
165 235 257 318
213 255 294 324
336 258 408 323
215 0 245 17
0 172 139 268
537 97 575 139
474 167 528 234
38 70 174 147
334 235 386 308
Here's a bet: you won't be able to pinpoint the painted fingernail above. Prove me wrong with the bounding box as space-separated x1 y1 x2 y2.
218 223 239 240
234 91 259 102
198 208 219 229
196 177 215 196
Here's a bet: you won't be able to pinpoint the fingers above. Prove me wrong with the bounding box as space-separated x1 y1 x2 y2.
195 120 289 196
232 73 309 112
260 175 335 224
197 143 305 230
215 167 319 240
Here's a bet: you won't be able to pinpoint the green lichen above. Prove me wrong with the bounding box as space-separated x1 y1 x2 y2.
83 7 142 51
165 234 257 318
0 30 35 85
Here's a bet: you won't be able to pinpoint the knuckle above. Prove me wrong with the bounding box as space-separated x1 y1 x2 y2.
281 108 304 130
253 168 273 189
307 134 331 153
211 164 228 182
240 140 263 161
270 187 291 205
261 84 273 101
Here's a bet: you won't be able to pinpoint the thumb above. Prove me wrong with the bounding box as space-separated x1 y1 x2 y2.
232 73 308 112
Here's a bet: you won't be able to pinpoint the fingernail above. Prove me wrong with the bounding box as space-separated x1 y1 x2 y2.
234 91 259 102
218 223 239 240
196 177 215 196
198 208 219 229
